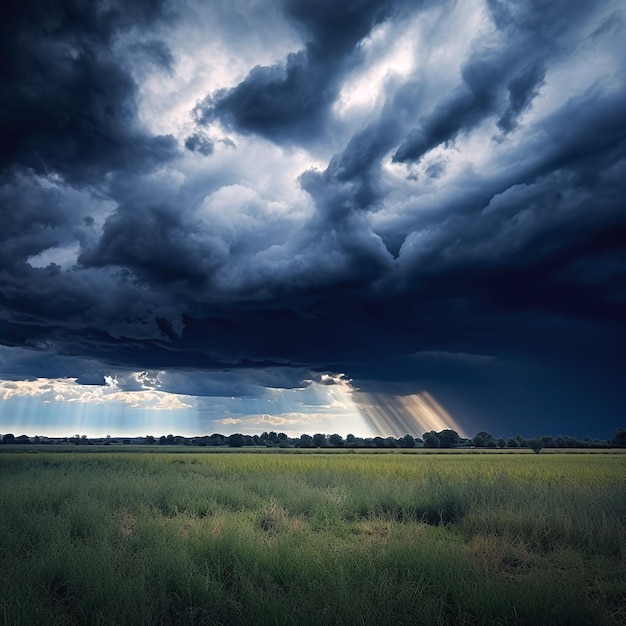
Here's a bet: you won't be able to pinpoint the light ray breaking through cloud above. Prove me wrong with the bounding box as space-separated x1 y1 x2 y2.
355 391 466 438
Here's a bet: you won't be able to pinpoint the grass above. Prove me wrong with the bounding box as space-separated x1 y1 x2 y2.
0 451 625 624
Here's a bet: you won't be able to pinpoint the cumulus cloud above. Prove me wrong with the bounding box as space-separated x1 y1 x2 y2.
193 0 413 144
0 377 193 411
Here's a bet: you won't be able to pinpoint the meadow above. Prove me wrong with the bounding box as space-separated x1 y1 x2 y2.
0 451 625 625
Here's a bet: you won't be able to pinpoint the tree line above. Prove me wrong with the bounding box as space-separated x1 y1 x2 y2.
2 428 625 452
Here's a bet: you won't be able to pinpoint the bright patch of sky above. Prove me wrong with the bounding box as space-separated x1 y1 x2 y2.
0 373 374 438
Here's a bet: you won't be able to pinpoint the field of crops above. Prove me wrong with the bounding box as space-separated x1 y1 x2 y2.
1 451 625 625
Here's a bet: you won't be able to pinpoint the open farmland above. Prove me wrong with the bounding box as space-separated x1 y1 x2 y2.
1 451 625 625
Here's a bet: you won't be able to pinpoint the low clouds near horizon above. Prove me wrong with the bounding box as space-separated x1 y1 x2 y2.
1 0 625 438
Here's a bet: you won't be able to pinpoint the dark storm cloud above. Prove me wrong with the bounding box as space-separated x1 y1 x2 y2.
496 61 546 133
194 0 416 143
184 133 214 156
0 0 625 437
393 0 597 163
0 0 177 185
79 197 218 288
128 39 175 73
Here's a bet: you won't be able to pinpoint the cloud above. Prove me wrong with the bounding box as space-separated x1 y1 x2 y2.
0 377 193 411
218 413 324 427
184 133 215 156
0 0 177 185
0 0 624 438
193 0 415 144
392 0 602 163
409 351 495 365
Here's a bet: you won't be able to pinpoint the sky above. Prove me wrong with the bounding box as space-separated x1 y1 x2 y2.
1 0 625 439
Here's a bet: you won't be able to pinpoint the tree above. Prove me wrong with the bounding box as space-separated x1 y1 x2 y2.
400 434 416 448
1 433 15 444
527 438 543 454
437 429 460 448
422 431 440 448
473 431 496 448
611 428 626 448
227 433 245 448
313 433 326 448
329 434 344 447
507 437 519 448
563 435 581 448
497 438 507 449
298 434 313 448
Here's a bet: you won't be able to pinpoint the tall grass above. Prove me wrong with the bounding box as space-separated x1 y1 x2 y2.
0 452 624 624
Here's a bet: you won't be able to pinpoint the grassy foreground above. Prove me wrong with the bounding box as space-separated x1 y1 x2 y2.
1 452 625 625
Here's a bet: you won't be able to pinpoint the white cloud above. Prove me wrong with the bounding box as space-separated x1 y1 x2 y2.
0 378 193 411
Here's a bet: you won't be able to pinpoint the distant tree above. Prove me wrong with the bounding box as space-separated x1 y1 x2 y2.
515 434 528 448
528 438 544 454
507 437 519 448
472 431 495 448
497 438 507 449
422 431 440 448
313 433 326 448
209 434 226 446
159 435 167 445
555 436 566 448
227 433 245 448
373 436 386 448
298 434 313 448
437 429 460 448
563 435 581 448
346 433 356 445
385 436 398 448
611 428 626 448
400 434 416 448
329 434 344 447
16 435 30 444
166 434 175 445
145 435 156 445
1 433 15 444
541 436 556 448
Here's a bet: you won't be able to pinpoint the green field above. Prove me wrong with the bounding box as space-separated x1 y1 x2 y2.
1 452 625 625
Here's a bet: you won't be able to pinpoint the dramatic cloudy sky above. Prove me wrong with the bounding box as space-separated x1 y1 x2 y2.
1 0 625 439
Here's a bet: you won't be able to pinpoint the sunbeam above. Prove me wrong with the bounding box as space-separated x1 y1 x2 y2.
354 391 466 438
